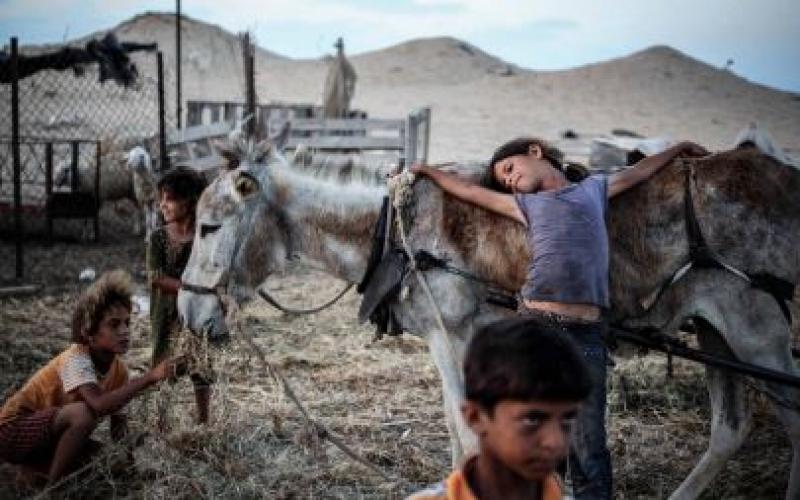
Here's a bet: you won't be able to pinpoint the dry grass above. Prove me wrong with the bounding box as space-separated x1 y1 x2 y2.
0 223 794 499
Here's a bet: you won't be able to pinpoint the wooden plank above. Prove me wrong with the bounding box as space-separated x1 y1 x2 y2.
287 118 403 133
285 136 403 150
168 122 233 145
182 154 226 172
0 284 40 298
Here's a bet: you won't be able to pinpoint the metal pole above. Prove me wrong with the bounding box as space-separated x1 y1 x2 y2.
70 141 79 192
157 52 168 172
242 32 256 139
175 0 182 129
11 37 22 280
45 142 53 242
93 141 100 241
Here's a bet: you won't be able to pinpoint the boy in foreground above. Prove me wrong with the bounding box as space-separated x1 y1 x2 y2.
409 318 592 500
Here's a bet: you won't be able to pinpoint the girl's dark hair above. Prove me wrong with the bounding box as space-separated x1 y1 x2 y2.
72 270 133 343
481 137 565 192
157 167 207 215
464 318 592 413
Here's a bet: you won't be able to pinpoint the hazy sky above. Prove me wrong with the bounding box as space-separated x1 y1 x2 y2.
1 0 798 92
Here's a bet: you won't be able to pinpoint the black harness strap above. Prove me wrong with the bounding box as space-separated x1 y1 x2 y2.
682 163 794 321
638 164 794 321
413 250 518 310
683 164 719 268
180 282 221 295
357 197 390 294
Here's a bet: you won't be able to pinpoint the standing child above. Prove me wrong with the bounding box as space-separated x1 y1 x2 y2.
409 318 592 500
412 137 707 498
147 167 209 423
0 270 183 484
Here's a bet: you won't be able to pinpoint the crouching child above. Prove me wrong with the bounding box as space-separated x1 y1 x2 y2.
0 270 184 484
409 317 592 500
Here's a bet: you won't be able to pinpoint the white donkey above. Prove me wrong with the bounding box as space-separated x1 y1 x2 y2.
177 136 800 499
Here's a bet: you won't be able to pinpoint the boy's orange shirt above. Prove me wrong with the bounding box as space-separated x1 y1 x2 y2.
0 343 128 426
408 463 563 500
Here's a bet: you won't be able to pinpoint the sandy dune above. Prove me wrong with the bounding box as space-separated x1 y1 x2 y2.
94 12 800 164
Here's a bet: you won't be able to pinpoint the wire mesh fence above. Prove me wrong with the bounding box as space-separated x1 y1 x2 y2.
0 35 170 282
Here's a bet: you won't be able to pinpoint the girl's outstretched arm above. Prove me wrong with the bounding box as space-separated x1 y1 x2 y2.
608 141 708 197
411 164 526 225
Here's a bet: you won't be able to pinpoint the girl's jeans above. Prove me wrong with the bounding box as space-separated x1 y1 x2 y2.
518 306 613 500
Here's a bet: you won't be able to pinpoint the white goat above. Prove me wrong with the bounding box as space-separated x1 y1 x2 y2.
125 146 159 240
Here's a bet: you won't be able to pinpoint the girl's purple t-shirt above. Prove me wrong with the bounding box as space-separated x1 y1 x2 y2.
513 175 609 308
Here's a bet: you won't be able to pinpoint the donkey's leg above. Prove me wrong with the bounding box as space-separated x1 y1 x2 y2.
626 271 756 499
442 386 464 465
426 328 476 464
770 382 800 500
668 319 752 500
714 290 800 500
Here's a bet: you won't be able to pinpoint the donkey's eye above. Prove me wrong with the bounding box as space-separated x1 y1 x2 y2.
235 174 260 197
201 223 221 238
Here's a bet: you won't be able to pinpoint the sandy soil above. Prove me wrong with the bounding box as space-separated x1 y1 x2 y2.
0 214 793 499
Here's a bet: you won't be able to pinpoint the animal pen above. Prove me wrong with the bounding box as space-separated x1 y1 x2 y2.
170 101 431 176
0 36 170 284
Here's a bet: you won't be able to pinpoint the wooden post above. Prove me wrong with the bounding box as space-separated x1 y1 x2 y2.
158 52 168 172
421 107 431 164
405 113 417 167
242 32 257 139
175 0 182 129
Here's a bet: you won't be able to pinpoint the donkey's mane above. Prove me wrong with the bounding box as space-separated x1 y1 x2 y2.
291 151 394 187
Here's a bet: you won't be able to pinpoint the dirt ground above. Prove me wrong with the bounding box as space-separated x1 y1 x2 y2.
0 209 793 499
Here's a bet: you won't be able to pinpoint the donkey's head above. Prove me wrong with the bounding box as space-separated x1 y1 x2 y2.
178 126 291 339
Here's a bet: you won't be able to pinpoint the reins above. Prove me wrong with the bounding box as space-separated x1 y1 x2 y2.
257 282 354 315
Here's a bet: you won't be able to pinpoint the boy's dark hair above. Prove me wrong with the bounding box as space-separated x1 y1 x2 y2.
157 167 207 214
464 318 592 413
72 270 133 343
482 137 565 192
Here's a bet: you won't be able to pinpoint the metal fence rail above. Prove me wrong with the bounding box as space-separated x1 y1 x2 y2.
0 35 169 282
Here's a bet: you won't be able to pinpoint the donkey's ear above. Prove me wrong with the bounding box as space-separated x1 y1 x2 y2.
268 120 291 154
214 140 240 170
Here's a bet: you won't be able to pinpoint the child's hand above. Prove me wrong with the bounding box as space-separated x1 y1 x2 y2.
149 357 188 383
410 163 427 175
678 141 709 157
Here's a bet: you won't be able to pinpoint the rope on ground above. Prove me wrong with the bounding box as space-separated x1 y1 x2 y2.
224 303 396 483
257 282 354 316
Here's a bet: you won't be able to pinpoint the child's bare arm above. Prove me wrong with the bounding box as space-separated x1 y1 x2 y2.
147 233 182 294
151 276 181 295
74 359 179 417
412 164 526 225
608 141 708 197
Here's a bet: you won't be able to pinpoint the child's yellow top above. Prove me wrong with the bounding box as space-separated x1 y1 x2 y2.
0 343 128 426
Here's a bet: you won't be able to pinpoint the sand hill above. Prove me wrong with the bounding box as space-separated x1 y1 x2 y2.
71 12 800 162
